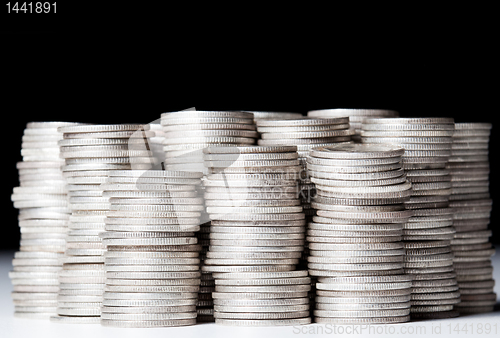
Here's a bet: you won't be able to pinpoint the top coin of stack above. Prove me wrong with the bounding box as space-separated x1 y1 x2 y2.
447 123 496 315
52 124 155 325
307 109 399 142
360 118 460 320
10 121 79 320
161 111 258 174
306 143 413 325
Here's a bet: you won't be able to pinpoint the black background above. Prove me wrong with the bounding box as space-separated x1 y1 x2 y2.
1 8 498 250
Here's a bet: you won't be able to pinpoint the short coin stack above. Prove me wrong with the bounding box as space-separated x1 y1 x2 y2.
447 123 496 315
361 118 461 319
306 143 413 324
52 124 155 324
202 145 311 326
10 122 76 319
100 170 204 327
161 111 258 174
308 109 399 142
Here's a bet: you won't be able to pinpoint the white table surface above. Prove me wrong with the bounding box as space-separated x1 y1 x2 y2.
1 249 499 338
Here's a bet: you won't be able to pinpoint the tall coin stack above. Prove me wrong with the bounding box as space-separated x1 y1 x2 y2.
360 118 461 320
256 118 354 313
52 124 155 324
447 123 496 315
161 110 258 321
306 143 413 324
10 122 77 319
99 170 204 327
308 109 399 142
202 146 311 326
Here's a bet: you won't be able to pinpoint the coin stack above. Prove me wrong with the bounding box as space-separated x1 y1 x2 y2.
447 123 496 315
161 111 258 174
256 118 354 309
308 109 399 142
51 124 155 324
360 118 461 319
202 145 311 326
10 122 77 319
161 110 259 320
98 170 204 327
306 143 413 324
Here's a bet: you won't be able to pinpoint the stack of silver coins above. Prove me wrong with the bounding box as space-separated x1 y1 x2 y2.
256 118 354 313
161 111 258 174
447 123 496 314
308 109 399 142
10 122 76 319
306 143 413 324
51 124 155 324
360 118 461 320
161 110 258 321
202 145 311 326
99 170 204 327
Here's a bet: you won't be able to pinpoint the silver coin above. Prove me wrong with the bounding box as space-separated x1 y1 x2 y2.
212 291 309 300
314 308 410 318
101 318 197 327
214 317 311 326
316 302 410 311
214 285 311 293
214 277 310 286
258 137 352 145
202 265 296 273
214 310 309 320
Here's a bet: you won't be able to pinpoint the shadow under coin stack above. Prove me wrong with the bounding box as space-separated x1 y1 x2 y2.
52 124 155 324
306 143 413 324
161 111 258 322
307 109 399 142
10 122 77 319
202 146 311 326
447 123 496 315
99 170 204 327
360 118 461 320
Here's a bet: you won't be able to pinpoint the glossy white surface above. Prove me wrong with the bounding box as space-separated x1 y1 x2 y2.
1 250 499 338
